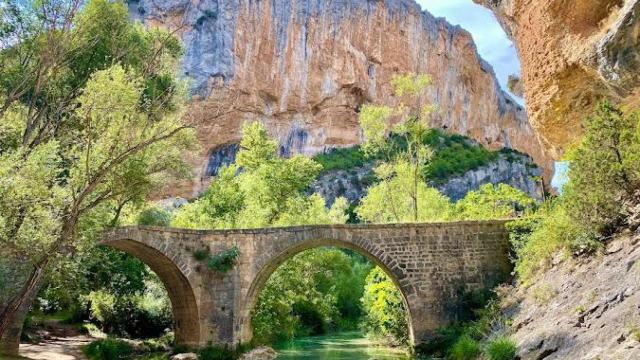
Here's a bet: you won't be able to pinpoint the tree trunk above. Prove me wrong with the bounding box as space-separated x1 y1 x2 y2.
0 259 49 357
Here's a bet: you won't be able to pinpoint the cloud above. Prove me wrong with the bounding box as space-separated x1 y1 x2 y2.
415 0 523 103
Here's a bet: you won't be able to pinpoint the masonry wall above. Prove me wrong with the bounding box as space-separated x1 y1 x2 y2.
102 220 512 348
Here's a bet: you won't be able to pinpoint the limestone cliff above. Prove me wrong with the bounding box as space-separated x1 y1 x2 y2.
474 0 640 159
310 152 543 208
130 0 547 196
504 231 640 359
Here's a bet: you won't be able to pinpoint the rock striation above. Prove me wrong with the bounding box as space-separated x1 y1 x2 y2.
506 231 640 359
474 0 640 159
130 0 547 196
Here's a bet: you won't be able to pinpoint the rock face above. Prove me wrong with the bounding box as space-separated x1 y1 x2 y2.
311 152 542 207
437 153 542 201
474 0 640 159
130 0 547 196
507 231 640 359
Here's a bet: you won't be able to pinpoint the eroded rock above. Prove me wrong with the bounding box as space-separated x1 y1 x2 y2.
131 0 548 196
474 0 640 159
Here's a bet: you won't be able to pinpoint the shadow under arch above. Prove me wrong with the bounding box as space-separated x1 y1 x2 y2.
102 239 200 347
239 237 415 345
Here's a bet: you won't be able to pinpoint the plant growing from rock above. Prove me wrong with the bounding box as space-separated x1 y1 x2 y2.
193 246 241 274
485 336 517 360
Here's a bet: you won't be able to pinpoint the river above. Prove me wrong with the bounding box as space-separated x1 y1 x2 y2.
274 332 412 359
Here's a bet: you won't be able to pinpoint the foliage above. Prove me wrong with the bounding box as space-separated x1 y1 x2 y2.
423 131 500 183
193 249 209 261
313 146 368 172
355 73 446 223
562 101 640 236
199 345 241 360
83 338 133 360
361 267 408 345
416 290 508 359
0 0 195 344
357 161 453 223
207 246 240 273
454 184 537 220
510 100 640 282
485 337 517 360
84 278 172 338
172 122 347 230
251 248 372 344
449 335 481 360
313 129 502 183
136 208 171 227
37 246 172 339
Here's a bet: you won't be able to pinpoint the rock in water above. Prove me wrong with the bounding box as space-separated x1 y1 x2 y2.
239 346 278 360
171 353 198 360
129 0 548 196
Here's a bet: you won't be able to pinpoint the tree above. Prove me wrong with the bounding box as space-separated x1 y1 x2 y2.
0 0 194 354
252 248 371 343
563 101 640 235
356 73 453 223
172 121 348 230
357 161 453 223
454 183 536 220
361 267 409 345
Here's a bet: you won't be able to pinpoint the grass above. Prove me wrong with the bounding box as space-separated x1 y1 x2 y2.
486 337 517 360
629 326 640 342
83 338 133 360
198 343 253 360
449 335 481 360
532 284 557 305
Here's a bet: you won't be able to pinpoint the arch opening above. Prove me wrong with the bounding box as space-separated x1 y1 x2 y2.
103 239 201 348
241 238 416 349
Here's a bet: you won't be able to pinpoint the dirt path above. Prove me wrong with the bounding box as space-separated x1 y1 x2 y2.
19 335 92 360
12 320 95 360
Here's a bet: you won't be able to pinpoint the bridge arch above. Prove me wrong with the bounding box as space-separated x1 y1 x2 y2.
102 237 201 348
102 222 511 348
238 237 417 345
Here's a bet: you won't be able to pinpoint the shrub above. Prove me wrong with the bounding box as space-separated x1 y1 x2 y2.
563 101 640 236
313 128 504 183
193 249 209 261
207 246 240 273
449 335 481 360
83 338 133 360
137 207 171 227
486 337 517 360
199 345 237 360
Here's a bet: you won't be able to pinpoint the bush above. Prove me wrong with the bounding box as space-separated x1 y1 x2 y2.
84 338 133 360
449 335 481 360
207 246 240 273
137 207 171 226
562 101 640 236
199 345 237 360
313 129 504 183
486 337 517 360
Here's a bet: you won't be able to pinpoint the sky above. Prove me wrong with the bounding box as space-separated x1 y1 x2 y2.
416 0 522 101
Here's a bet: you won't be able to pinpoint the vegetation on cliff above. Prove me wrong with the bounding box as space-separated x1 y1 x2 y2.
513 101 640 283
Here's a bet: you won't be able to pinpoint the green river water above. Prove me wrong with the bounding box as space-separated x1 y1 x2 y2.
274 332 412 359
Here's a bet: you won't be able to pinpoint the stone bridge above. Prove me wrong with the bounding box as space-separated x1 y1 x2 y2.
101 221 512 348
